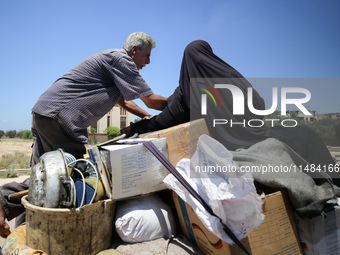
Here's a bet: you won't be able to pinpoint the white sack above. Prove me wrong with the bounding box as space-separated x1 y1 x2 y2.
115 193 176 243
163 134 264 244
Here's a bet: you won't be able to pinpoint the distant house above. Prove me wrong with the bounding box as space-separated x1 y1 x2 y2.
90 104 133 133
285 110 317 122
295 110 317 122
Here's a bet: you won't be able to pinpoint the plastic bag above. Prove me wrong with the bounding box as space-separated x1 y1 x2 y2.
115 193 176 243
163 134 264 244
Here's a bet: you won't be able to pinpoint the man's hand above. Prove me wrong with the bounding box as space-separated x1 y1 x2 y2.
142 115 153 120
121 126 132 138
0 205 10 238
121 115 153 138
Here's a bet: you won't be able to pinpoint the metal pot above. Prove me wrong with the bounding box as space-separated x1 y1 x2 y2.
28 149 74 208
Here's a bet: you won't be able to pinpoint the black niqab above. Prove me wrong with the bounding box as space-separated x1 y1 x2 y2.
168 40 270 150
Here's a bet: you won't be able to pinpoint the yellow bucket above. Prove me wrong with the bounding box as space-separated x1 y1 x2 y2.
22 195 115 255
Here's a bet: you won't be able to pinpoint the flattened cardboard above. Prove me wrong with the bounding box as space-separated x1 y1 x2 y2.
139 118 209 167
173 191 302 255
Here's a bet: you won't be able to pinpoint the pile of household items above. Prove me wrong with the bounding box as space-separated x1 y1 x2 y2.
3 118 340 255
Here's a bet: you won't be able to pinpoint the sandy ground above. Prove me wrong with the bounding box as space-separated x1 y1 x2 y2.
0 174 30 185
0 139 32 159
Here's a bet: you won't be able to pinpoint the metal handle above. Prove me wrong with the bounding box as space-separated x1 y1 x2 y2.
59 176 75 207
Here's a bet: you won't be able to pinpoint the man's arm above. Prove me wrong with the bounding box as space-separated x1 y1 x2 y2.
118 97 152 119
140 94 167 111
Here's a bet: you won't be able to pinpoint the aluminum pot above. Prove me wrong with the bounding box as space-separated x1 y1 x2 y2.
28 149 74 208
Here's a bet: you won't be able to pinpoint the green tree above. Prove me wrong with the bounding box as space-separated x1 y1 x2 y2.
5 130 16 138
22 130 32 139
105 126 121 139
16 131 23 138
90 127 97 134
0 130 4 138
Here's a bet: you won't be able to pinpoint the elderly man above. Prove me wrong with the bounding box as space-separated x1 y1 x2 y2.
0 32 166 240
31 31 166 165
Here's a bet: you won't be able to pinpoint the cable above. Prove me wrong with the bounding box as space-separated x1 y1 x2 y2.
74 168 86 207
68 159 99 206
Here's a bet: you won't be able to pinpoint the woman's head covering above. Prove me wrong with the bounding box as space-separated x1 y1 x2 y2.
168 40 269 150
180 40 245 82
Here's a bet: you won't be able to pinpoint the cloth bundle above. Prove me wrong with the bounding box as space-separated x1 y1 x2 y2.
231 137 340 217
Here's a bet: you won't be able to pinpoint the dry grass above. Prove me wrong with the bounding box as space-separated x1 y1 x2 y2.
0 151 31 170
0 139 32 174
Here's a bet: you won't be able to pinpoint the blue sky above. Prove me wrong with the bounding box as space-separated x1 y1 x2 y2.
1 0 339 131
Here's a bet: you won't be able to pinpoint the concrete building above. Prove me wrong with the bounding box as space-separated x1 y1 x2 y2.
91 104 134 133
295 110 317 122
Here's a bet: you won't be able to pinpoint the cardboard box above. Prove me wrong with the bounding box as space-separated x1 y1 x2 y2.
100 138 169 200
173 191 302 255
294 203 340 254
139 118 210 167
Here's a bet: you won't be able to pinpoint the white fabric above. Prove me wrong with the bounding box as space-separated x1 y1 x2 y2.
163 134 264 244
115 194 176 243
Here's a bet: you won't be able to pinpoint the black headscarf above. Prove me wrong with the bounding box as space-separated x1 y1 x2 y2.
168 40 270 150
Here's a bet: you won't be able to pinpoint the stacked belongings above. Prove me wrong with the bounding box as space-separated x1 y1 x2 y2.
117 118 340 254
93 137 181 246
96 119 298 254
2 149 116 255
163 134 301 255
230 137 340 255
94 119 304 254
5 118 339 255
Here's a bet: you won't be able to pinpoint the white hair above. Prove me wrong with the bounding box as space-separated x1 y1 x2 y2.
123 32 156 51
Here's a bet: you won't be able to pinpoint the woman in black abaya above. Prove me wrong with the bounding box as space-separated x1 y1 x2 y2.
127 40 335 167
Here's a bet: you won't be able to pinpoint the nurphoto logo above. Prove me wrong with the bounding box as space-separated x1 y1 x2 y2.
197 81 312 128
